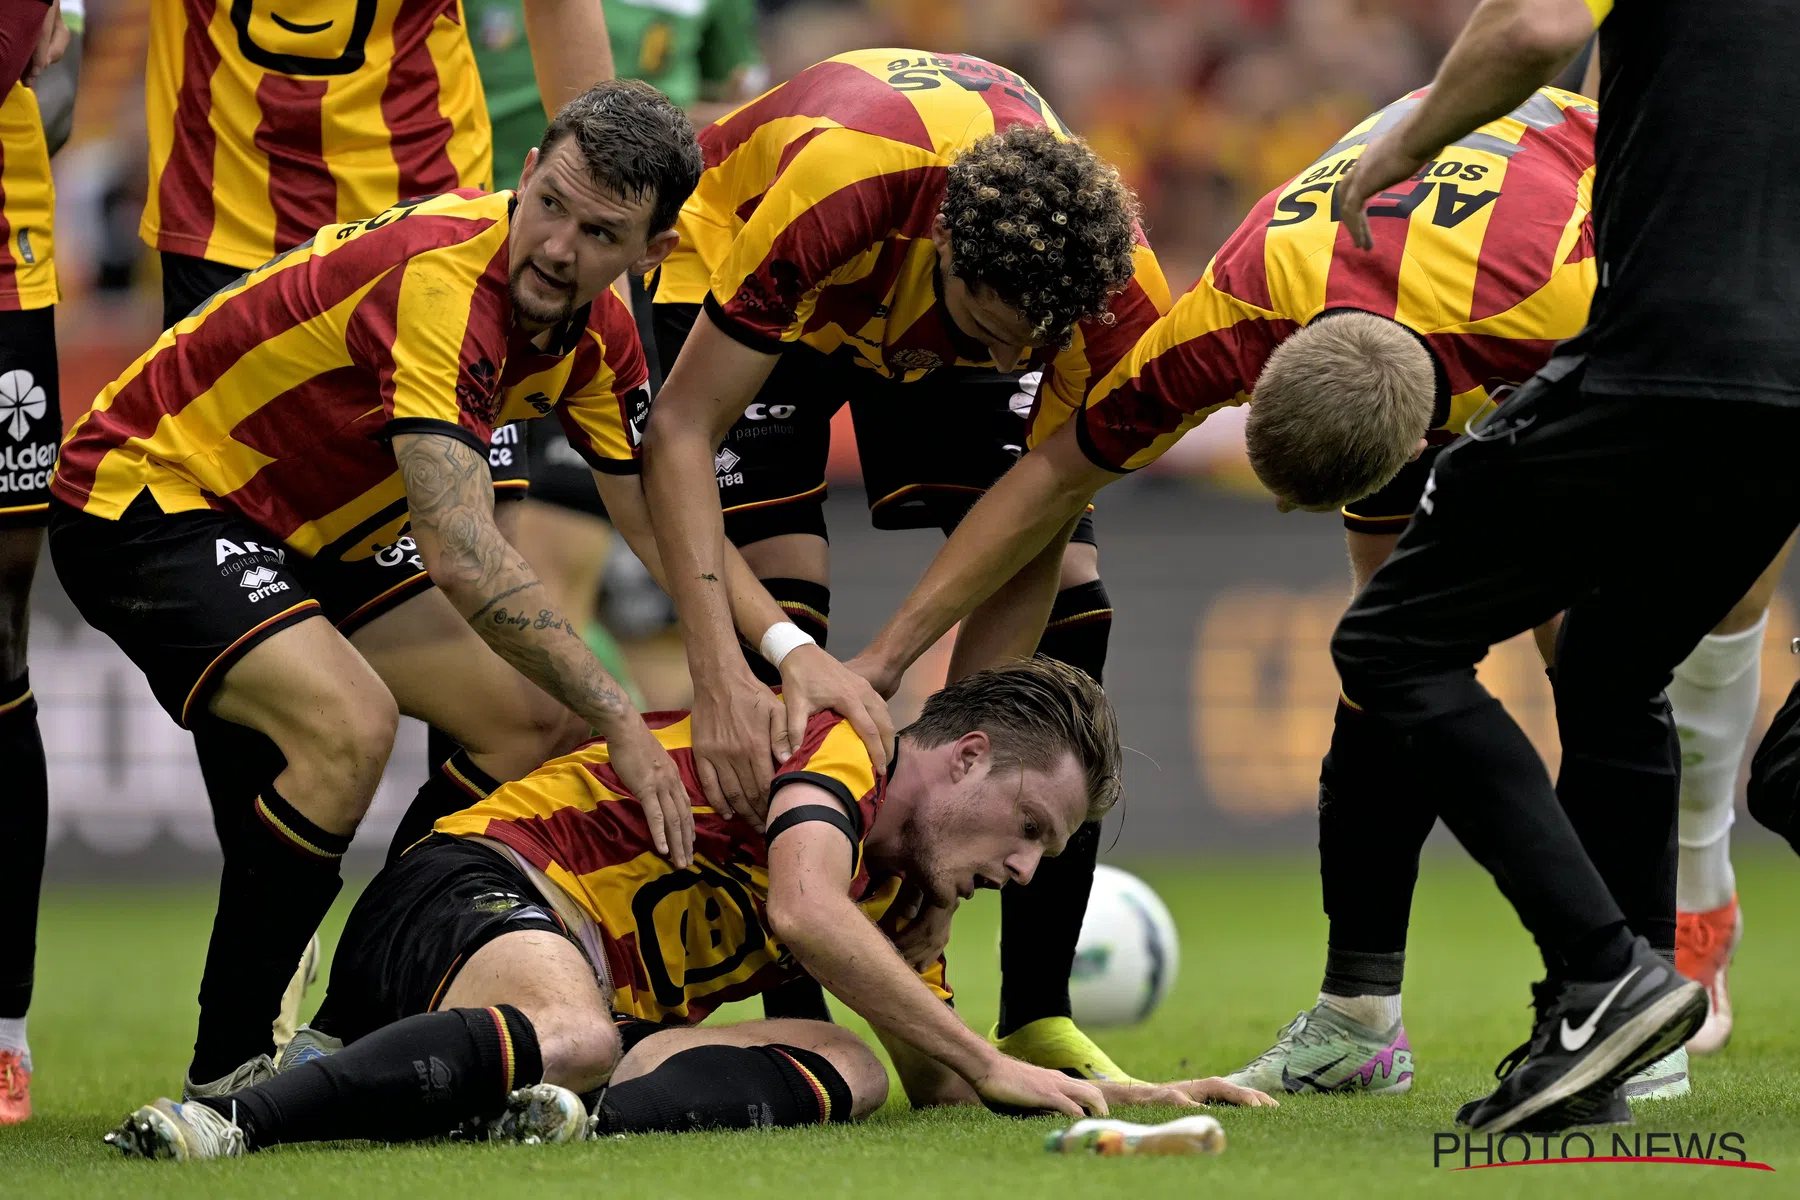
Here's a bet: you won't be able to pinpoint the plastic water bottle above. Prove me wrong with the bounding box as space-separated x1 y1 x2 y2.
1044 1114 1226 1156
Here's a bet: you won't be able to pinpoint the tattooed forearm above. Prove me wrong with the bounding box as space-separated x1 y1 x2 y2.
394 431 634 727
471 581 542 621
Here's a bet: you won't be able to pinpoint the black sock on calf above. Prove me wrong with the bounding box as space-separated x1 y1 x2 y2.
191 786 351 1082
993 582 1112 1039
742 578 830 688
1035 580 1112 684
201 1005 542 1148
595 1043 852 1133
1321 948 1405 999
388 750 501 863
760 973 833 1023
0 673 46 1021
997 821 1100 1038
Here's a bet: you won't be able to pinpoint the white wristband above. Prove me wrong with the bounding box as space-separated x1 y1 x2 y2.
759 621 817 668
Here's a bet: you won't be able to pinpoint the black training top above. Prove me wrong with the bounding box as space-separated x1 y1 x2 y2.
1583 0 1800 403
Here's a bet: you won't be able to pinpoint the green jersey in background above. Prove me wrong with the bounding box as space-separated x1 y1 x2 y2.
470 0 766 189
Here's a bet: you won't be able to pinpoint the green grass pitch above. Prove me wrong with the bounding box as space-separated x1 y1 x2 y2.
7 849 1797 1198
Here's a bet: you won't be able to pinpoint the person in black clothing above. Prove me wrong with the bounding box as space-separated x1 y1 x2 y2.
1331 0 1800 1134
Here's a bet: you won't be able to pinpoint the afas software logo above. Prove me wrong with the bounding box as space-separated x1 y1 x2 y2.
1431 1129 1773 1171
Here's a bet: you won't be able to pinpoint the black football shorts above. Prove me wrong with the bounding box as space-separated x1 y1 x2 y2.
310 834 574 1044
652 301 1093 547
48 491 435 726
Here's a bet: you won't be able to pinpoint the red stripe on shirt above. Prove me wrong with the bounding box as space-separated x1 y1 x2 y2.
1323 183 1421 319
704 60 936 169
157 0 223 253
1083 317 1293 469
722 167 945 340
1468 117 1595 322
220 371 396 540
254 75 337 253
1209 186 1281 312
382 0 462 199
58 215 495 503
1427 331 1559 400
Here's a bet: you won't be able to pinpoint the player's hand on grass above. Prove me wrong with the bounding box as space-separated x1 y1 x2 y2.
1096 1077 1278 1109
892 896 956 970
778 644 895 773
972 1055 1107 1119
1338 138 1433 251
608 721 695 868
691 665 783 831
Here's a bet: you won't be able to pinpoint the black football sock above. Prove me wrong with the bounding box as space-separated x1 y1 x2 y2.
1318 699 1437 995
594 1043 852 1133
1035 580 1111 684
387 749 501 863
1411 700 1635 982
760 973 833 1023
0 673 46 1022
199 1005 542 1148
997 821 1100 1037
994 582 1110 1038
191 786 350 1083
743 578 830 688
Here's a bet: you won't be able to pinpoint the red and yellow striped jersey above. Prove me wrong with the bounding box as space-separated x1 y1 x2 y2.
652 47 1169 457
1078 87 1598 472
55 190 646 561
143 0 492 270
436 709 950 1024
0 82 56 311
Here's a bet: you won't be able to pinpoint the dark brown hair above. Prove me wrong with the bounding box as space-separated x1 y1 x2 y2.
537 80 704 235
902 657 1122 820
940 124 1142 347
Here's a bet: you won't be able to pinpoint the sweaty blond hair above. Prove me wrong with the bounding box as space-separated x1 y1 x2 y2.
1246 312 1435 509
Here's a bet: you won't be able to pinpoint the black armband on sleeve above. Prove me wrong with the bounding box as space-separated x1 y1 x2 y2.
765 803 859 871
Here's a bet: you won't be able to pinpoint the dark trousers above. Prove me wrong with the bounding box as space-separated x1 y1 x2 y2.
1332 357 1800 978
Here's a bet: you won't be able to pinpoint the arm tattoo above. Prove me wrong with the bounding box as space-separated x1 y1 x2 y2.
395 432 632 725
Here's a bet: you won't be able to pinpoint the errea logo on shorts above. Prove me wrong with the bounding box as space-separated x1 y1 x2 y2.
715 447 744 488
238 565 291 602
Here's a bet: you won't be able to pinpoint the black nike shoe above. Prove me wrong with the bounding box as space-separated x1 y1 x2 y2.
1462 937 1704 1133
1456 1088 1631 1130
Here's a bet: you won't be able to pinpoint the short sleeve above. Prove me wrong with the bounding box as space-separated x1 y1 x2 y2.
705 130 941 352
366 245 512 455
1028 239 1172 450
555 289 652 474
1075 274 1291 472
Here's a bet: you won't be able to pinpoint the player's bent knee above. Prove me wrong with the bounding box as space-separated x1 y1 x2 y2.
782 1023 888 1120
530 1005 622 1094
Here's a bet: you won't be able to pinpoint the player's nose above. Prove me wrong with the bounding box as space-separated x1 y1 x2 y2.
988 341 1027 372
1005 846 1043 887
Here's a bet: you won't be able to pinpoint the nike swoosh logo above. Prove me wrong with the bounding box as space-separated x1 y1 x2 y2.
1560 968 1639 1052
1281 1054 1348 1092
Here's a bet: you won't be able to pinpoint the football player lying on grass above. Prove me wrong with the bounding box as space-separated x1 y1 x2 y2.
108 659 1273 1159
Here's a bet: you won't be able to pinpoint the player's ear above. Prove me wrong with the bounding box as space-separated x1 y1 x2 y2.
631 228 681 275
1407 437 1429 462
930 213 953 266
949 730 989 782
517 146 540 194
